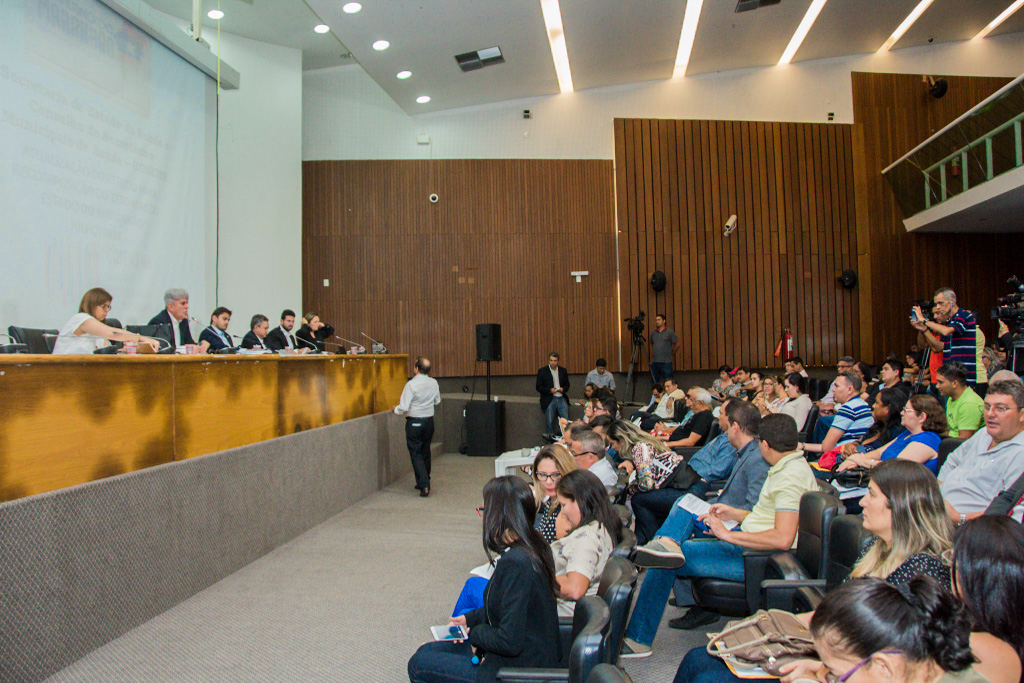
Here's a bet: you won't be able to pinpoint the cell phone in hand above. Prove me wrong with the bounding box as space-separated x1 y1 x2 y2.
431 625 469 641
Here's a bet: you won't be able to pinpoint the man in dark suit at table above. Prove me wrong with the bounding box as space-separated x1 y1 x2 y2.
198 307 234 353
241 314 271 350
537 352 570 438
265 309 307 353
149 288 195 350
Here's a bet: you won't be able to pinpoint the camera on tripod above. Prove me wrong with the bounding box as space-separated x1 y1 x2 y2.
910 299 935 323
992 276 1024 326
624 311 646 336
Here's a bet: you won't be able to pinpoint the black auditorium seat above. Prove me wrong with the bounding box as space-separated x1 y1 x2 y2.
792 515 870 612
8 326 59 354
587 664 633 683
937 437 965 473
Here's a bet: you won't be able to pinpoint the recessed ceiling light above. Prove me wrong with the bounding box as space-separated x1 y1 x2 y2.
539 0 574 93
397 71 412 79
673 0 705 78
372 40 390 51
342 2 362 13
314 24 330 34
975 0 1024 39
207 9 224 20
778 0 829 65
416 95 431 104
878 0 933 52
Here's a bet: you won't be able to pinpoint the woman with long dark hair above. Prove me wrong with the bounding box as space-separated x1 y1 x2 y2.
408 476 560 683
550 469 623 617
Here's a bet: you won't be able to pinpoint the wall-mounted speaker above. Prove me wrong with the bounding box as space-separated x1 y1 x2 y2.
476 323 502 362
650 270 667 292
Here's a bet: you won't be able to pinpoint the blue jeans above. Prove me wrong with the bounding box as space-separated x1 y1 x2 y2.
625 536 746 647
650 362 674 383
544 395 569 435
408 640 477 683
632 481 709 546
674 645 772 683
812 415 835 443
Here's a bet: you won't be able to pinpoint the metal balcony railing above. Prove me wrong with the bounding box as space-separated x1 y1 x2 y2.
882 74 1024 219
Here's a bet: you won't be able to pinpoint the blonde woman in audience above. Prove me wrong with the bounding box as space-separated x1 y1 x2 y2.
531 444 578 543
53 287 160 354
759 376 787 415
604 419 683 500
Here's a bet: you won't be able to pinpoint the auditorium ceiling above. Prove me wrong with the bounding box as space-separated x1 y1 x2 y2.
148 0 1024 113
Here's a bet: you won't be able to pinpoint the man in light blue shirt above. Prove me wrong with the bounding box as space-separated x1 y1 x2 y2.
585 358 616 392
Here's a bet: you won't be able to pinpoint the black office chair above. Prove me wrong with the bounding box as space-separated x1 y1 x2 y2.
587 665 633 683
104 318 122 329
761 492 844 610
937 437 965 473
498 595 609 683
792 515 871 612
611 527 637 562
596 557 638 666
8 326 59 354
691 491 842 616
798 405 820 443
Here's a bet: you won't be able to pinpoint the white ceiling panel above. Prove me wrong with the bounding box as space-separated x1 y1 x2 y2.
989 3 1024 37
795 0 921 62
686 0 814 76
561 0 686 91
307 0 558 114
896 0 1012 48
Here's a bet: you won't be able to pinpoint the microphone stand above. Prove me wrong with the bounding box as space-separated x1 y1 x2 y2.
335 336 366 353
360 332 387 354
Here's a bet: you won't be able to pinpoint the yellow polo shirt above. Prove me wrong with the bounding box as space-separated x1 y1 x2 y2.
739 450 817 547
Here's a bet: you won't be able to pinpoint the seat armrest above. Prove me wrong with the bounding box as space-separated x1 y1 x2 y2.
672 446 701 459
557 616 573 664
742 550 773 612
761 578 826 610
793 585 825 612
496 668 571 683
765 553 813 583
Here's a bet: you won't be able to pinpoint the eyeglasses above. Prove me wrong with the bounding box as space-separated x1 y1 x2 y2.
573 451 598 458
984 403 1018 415
100 304 111 311
476 506 485 518
825 650 902 683
536 472 562 482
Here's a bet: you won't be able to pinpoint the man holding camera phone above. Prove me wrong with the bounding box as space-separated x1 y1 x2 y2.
911 287 978 386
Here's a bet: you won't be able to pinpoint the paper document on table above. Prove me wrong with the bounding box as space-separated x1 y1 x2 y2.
676 493 738 529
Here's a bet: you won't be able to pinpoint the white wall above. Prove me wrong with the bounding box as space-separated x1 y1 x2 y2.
303 32 1024 161
211 32 303 332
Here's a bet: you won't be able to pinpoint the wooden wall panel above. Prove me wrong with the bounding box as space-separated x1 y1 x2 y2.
303 160 617 377
851 72 1024 362
615 118 860 369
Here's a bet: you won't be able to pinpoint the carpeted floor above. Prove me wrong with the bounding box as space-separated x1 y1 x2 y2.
44 454 727 683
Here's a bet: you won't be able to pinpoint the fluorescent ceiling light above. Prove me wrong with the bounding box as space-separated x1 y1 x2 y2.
673 0 705 78
314 24 330 34
778 0 829 65
207 9 224 20
372 40 390 51
975 0 1024 39
342 2 362 13
416 95 431 104
397 70 412 79
539 0 573 93
878 0 934 52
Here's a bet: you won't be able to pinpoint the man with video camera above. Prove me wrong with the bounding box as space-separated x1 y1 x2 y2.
912 287 979 387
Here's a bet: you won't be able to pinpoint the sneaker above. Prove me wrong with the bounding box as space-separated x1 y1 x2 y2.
619 637 652 659
669 607 718 630
633 537 685 569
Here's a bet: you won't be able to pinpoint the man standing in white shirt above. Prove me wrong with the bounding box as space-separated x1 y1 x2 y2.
395 357 442 497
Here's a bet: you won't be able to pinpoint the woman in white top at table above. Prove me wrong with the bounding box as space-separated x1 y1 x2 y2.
53 288 160 355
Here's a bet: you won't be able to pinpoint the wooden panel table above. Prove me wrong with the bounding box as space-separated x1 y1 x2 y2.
0 353 407 502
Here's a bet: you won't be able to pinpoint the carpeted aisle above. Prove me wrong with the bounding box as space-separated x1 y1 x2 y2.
43 453 725 683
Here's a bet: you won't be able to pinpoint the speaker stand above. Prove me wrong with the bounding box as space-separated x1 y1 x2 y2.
486 360 492 400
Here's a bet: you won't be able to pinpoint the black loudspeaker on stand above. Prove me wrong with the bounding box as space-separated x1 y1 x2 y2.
475 323 502 400
467 400 506 458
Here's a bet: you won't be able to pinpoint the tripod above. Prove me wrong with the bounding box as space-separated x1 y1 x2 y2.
624 331 654 403
912 346 931 395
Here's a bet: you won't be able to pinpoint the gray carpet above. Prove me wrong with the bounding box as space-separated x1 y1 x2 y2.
44 454 726 683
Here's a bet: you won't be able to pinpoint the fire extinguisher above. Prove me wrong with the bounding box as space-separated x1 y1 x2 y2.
775 328 794 360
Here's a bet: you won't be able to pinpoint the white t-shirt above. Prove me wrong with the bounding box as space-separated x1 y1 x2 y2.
52 313 109 355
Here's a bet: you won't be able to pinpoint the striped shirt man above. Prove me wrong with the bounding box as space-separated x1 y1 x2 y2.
942 308 978 385
832 396 873 444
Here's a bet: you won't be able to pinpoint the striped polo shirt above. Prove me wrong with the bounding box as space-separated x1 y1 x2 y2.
941 308 977 385
832 396 873 444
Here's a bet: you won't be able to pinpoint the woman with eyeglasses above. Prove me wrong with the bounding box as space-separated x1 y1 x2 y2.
531 444 578 543
53 287 160 354
838 394 947 473
409 476 560 683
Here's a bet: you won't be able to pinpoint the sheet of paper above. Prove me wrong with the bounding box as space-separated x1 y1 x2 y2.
676 493 738 530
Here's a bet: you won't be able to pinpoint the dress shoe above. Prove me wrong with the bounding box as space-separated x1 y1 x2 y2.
668 606 717 630
420 487 430 497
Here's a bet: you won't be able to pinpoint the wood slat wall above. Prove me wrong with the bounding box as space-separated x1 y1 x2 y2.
614 119 859 370
302 160 617 377
851 72 1024 362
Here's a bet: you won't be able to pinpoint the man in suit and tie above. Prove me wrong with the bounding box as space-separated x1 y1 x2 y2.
536 352 570 437
149 288 195 350
265 309 308 353
198 307 234 352
241 314 271 350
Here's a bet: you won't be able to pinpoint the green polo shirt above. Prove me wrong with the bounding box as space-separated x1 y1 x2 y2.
740 451 817 547
947 387 984 438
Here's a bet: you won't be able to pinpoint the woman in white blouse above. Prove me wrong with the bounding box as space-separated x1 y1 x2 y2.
53 288 160 354
768 372 813 430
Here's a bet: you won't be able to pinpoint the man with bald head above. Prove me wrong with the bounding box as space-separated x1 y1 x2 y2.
395 357 441 497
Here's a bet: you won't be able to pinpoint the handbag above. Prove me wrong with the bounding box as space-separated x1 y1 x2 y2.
833 466 871 488
706 609 816 676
